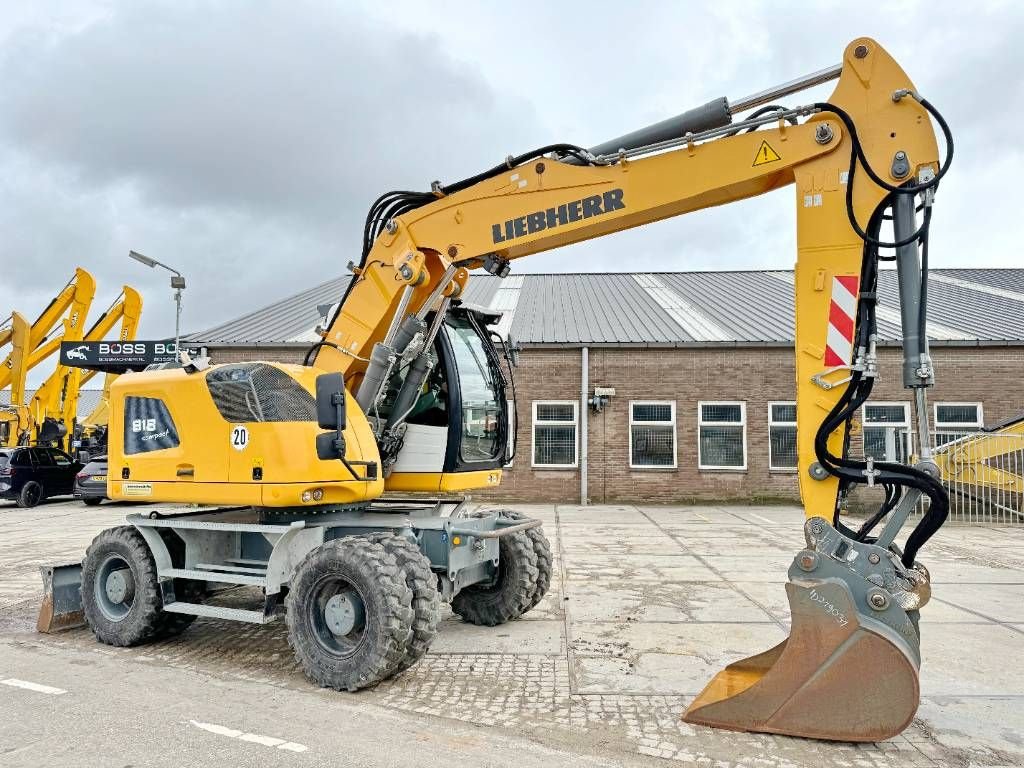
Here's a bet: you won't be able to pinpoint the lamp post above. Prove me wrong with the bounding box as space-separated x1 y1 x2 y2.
129 250 186 363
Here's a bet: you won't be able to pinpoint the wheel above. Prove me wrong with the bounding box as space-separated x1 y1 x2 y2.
499 510 553 612
83 497 103 506
451 528 538 626
16 481 43 508
285 537 414 691
374 535 440 674
81 526 164 646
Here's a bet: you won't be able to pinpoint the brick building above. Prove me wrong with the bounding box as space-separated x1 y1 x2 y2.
185 269 1024 505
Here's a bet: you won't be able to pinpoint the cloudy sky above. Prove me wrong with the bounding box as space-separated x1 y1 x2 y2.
1 0 1020 373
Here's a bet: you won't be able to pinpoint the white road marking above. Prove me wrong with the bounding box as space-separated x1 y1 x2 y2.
748 513 777 525
1 678 67 695
189 720 308 753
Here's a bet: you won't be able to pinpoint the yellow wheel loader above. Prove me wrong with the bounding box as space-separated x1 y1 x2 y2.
44 38 955 741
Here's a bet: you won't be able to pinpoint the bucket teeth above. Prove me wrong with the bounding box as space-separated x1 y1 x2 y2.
683 578 920 742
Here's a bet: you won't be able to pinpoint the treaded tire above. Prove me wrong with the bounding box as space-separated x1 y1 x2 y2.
82 526 164 646
17 481 43 508
451 529 538 626
373 535 440 674
285 537 414 692
499 510 553 612
82 497 103 506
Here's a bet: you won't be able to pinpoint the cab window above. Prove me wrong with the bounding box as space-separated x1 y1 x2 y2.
447 318 502 463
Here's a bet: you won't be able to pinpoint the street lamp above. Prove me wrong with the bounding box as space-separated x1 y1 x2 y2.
129 250 186 363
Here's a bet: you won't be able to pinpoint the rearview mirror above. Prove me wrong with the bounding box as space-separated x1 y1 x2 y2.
315 372 347 430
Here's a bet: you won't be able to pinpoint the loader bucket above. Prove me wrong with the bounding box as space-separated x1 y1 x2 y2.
683 578 920 742
37 563 86 633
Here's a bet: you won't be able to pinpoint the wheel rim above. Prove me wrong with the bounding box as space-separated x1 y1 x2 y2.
307 575 367 657
25 484 40 505
94 554 136 621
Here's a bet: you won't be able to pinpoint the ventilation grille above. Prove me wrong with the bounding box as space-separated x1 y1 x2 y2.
206 363 316 423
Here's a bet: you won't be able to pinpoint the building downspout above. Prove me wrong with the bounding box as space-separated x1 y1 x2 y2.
580 346 589 506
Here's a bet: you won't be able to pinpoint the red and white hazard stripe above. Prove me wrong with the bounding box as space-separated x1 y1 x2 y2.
824 275 859 367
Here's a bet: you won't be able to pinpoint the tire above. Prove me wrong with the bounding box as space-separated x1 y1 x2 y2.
499 510 553 612
16 481 43 508
82 497 103 506
451 528 538 626
285 537 414 691
373 535 440 674
81 526 164 646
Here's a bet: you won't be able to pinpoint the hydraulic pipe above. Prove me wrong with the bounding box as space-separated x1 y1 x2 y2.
565 63 840 166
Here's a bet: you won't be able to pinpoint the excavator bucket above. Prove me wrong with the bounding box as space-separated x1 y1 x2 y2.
37 563 85 633
684 518 924 742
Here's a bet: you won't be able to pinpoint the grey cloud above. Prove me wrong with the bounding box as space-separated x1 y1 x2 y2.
0 0 1021 384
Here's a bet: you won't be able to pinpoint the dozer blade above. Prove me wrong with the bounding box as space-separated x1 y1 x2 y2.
684 518 925 742
37 563 86 633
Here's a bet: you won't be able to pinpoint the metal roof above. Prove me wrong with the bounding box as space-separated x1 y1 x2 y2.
0 389 104 416
185 268 1024 348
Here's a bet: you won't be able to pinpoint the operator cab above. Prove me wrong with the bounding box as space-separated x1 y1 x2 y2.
382 304 514 487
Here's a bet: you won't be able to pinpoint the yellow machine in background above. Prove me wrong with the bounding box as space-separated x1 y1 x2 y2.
65 39 954 742
0 268 96 447
29 286 148 452
0 312 31 445
72 286 144 455
934 414 1024 520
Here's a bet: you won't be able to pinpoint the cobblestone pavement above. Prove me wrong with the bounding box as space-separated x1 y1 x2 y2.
2 499 1023 766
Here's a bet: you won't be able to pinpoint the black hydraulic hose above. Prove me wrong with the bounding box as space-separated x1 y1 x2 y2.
813 98 952 249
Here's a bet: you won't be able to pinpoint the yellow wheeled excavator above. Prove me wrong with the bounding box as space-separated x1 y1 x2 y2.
48 38 954 742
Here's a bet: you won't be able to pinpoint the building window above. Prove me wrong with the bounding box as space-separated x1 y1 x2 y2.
629 401 677 469
532 401 578 468
698 401 746 470
934 402 983 445
862 403 911 463
768 402 798 470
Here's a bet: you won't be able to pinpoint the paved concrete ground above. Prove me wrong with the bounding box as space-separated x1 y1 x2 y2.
1 500 1023 767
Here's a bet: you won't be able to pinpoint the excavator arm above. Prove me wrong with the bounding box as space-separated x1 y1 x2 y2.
312 38 952 740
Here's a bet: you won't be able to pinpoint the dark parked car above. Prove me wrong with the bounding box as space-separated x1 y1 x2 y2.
0 446 84 508
74 455 109 506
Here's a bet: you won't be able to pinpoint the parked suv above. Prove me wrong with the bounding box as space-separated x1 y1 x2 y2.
0 447 84 508
74 455 109 506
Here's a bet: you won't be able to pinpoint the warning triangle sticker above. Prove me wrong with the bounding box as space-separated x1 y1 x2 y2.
752 139 782 167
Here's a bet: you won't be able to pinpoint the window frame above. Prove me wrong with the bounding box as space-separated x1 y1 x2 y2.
505 398 516 467
861 401 913 462
697 400 747 471
628 400 677 470
531 400 579 469
933 402 984 431
767 401 798 472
